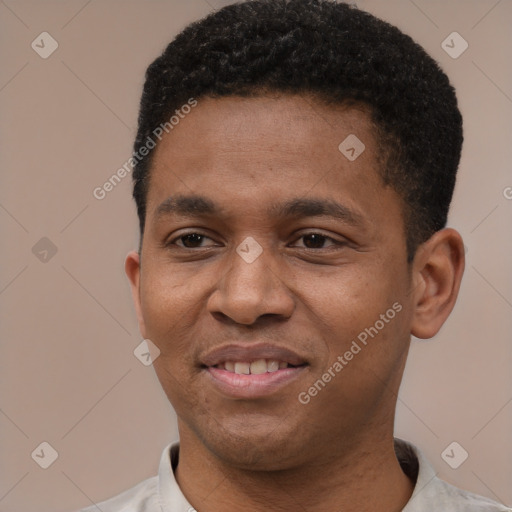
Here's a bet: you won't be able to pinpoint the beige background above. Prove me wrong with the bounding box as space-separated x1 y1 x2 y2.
0 1 511 511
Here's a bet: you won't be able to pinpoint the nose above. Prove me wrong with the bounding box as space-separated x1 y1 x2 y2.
207 246 295 326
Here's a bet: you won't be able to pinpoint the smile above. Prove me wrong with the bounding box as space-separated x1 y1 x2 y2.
200 343 309 398
215 359 292 374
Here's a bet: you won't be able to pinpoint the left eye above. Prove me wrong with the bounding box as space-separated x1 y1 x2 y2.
174 233 216 248
292 233 339 249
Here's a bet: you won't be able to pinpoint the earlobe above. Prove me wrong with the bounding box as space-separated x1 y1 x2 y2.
125 250 147 338
410 229 465 340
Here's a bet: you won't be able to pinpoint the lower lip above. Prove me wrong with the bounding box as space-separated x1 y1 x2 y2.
205 366 307 399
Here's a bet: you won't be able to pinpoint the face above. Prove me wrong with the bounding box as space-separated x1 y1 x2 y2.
127 95 417 471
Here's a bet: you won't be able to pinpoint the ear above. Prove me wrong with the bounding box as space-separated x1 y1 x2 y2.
125 250 147 339
410 228 465 339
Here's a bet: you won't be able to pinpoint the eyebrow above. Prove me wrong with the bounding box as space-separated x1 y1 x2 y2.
154 194 218 219
270 198 365 227
154 194 365 227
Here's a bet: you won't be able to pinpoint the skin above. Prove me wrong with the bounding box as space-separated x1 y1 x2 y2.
125 94 465 512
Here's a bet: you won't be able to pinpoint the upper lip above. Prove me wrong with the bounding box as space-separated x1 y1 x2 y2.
200 343 307 367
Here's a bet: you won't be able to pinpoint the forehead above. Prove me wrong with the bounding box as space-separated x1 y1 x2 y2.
153 94 376 157
142 94 407 235
147 94 382 195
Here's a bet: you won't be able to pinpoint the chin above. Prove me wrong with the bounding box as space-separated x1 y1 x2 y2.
210 439 302 472
196 415 310 471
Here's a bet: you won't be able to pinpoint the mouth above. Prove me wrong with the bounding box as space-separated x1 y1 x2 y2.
200 344 308 399
214 359 298 374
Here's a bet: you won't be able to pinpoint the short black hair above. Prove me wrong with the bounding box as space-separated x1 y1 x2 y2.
132 0 463 260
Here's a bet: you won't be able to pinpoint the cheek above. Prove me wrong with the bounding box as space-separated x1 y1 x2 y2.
141 258 207 318
141 272 206 404
139 267 206 358
301 267 389 329
302 262 409 366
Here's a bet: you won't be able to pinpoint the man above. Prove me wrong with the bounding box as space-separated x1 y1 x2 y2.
81 0 510 510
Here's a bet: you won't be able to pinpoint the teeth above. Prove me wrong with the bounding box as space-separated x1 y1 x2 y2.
234 362 250 375
222 359 290 374
250 359 267 374
267 360 279 372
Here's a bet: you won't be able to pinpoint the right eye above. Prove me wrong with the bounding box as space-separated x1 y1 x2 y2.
170 232 218 249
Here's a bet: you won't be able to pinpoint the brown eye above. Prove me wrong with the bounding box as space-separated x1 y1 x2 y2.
166 231 221 251
179 233 206 248
289 232 344 250
301 234 330 249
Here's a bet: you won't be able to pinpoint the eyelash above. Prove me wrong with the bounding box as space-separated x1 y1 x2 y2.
167 231 345 250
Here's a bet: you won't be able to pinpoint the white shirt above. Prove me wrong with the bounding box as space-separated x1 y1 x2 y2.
77 439 511 512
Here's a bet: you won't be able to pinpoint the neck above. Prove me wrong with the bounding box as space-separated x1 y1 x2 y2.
175 430 414 512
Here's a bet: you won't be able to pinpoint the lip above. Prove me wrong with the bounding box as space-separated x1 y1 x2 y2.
200 343 309 399
205 365 307 399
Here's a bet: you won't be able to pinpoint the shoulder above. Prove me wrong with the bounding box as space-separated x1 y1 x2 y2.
430 478 512 512
396 439 511 512
430 477 511 511
76 476 159 512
